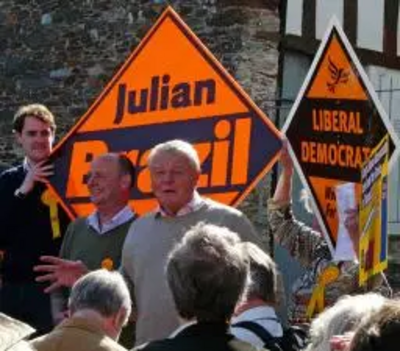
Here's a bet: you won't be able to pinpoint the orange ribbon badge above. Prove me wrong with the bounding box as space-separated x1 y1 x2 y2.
101 258 114 271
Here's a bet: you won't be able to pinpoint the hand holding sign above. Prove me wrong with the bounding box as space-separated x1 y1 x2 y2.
19 160 53 196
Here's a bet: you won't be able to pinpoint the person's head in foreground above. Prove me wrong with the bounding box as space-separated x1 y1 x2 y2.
238 241 278 306
306 293 387 351
68 269 131 340
166 222 248 324
349 299 400 351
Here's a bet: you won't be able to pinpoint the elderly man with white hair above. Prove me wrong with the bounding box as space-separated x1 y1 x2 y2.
122 139 265 345
31 269 131 351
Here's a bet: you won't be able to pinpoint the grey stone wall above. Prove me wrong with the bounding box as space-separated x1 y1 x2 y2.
0 0 281 244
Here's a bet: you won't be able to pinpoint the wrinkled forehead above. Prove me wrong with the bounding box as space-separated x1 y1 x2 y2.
149 151 196 170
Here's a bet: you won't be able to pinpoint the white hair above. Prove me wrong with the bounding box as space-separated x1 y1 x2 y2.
148 139 200 172
306 293 387 351
69 269 131 325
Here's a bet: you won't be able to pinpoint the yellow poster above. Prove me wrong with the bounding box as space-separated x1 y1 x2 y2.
359 135 389 286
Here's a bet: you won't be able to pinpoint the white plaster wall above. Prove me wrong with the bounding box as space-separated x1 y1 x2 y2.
357 0 384 52
366 65 400 234
285 0 303 36
316 0 344 39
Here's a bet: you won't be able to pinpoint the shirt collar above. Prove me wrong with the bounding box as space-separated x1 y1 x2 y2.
87 205 134 235
156 191 204 217
169 320 197 338
231 305 279 324
23 158 32 172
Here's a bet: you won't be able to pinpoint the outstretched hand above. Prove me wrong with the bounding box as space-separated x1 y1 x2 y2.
34 256 88 293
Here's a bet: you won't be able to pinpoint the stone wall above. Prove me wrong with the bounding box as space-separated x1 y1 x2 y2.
0 0 281 243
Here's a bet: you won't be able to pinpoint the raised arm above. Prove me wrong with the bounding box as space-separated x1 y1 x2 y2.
272 140 294 205
268 142 330 268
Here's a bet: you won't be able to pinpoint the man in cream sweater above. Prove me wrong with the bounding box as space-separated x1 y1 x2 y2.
121 139 266 346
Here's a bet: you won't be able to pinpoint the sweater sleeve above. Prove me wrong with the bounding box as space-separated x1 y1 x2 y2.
268 199 331 269
52 221 77 324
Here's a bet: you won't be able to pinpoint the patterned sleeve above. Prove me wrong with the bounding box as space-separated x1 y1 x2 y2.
268 199 331 269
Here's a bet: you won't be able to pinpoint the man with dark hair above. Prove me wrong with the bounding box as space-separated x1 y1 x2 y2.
0 103 70 334
31 269 131 351
135 223 263 351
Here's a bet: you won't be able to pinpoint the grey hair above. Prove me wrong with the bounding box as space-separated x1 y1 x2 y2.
166 222 247 322
68 269 131 324
350 299 400 351
240 242 278 304
148 139 201 172
306 293 387 351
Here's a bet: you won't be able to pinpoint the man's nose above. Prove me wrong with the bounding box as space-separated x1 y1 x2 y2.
163 172 174 182
35 133 48 142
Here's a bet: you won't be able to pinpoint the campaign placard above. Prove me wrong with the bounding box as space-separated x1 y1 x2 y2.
48 7 282 217
283 17 400 254
359 136 389 286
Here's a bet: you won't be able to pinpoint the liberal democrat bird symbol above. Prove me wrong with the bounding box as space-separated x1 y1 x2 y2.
326 56 350 93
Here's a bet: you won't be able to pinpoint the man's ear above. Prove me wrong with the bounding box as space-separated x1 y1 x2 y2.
114 308 128 329
191 169 200 187
15 132 22 145
50 131 56 144
120 174 132 190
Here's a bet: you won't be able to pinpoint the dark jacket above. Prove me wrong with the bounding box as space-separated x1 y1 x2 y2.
135 322 268 351
0 164 70 283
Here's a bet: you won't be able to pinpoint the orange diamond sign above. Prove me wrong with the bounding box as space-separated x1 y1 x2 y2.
284 17 400 255
49 6 282 218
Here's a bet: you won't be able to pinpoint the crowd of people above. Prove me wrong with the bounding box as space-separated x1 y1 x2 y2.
0 103 398 351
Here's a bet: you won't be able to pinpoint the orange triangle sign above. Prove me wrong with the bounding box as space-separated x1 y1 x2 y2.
78 8 250 133
307 34 367 100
